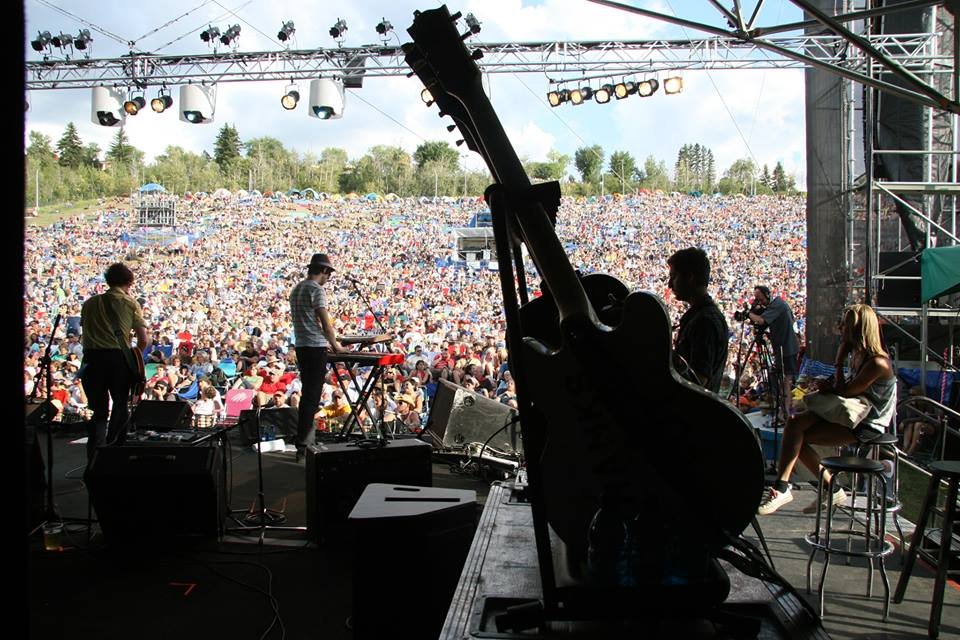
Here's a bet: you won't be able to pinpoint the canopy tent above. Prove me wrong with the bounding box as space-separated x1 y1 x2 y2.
235 189 249 198
384 192 399 201
250 190 263 198
365 192 381 201
139 183 166 193
301 188 319 199
287 189 301 197
921 245 960 302
211 188 232 199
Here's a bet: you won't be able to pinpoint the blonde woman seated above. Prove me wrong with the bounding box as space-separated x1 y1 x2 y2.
758 304 897 515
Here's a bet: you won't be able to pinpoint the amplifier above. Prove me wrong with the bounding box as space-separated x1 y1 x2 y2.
305 439 432 543
132 400 193 431
85 444 225 546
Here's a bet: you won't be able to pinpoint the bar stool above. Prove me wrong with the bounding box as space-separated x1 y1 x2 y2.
893 460 960 639
805 455 895 619
849 432 906 564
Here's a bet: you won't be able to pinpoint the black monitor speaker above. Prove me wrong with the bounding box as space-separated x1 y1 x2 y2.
131 400 193 431
877 251 921 308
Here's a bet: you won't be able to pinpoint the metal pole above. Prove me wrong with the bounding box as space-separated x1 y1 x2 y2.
36 167 40 212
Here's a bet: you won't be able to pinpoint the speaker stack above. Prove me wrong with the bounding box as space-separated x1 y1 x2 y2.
304 439 432 543
85 445 225 546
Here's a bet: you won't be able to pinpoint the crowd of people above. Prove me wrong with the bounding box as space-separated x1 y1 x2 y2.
23 191 807 433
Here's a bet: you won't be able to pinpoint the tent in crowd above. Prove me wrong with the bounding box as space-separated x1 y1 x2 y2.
922 246 960 302
301 188 319 199
139 183 166 193
317 192 330 200
235 189 249 199
385 193 399 201
328 193 344 202
212 188 232 199
344 192 359 200
250 190 263 198
365 192 381 201
263 190 274 197
287 189 301 197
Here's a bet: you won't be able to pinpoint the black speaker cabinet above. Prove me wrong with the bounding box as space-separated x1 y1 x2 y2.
877 251 921 308
427 378 521 455
349 483 476 640
85 445 225 546
237 407 299 445
132 400 194 431
305 439 432 543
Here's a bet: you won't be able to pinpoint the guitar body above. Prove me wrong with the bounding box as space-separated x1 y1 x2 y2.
521 277 764 557
130 347 146 399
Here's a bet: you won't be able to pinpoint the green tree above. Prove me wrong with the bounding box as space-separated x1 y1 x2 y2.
56 123 85 168
639 155 670 191
82 142 101 168
608 150 637 193
317 148 349 193
717 157 757 195
760 164 772 190
674 143 715 193
27 131 56 167
213 123 242 172
106 128 144 175
574 145 604 185
773 161 793 193
413 140 459 170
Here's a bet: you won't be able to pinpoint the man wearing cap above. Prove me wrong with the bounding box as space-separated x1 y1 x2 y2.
289 253 344 462
79 262 151 464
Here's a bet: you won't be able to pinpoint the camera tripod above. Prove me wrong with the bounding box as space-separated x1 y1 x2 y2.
731 321 786 472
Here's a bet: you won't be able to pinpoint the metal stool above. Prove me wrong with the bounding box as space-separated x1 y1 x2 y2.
805 456 894 619
893 460 960 639
849 432 906 564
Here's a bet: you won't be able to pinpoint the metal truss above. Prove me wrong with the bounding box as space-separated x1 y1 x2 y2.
26 32 945 91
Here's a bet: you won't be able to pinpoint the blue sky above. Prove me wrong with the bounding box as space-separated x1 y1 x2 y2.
25 1 808 185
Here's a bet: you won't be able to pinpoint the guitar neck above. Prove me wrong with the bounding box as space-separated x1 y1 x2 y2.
454 87 597 328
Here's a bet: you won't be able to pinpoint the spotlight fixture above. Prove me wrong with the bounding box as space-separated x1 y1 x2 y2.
637 79 659 97
420 88 433 106
123 94 146 116
569 88 584 105
180 83 217 124
151 88 173 113
200 26 220 43
464 13 481 34
308 78 344 119
91 86 126 127
74 29 92 50
277 21 295 42
664 76 684 95
281 84 300 110
329 18 348 39
375 18 393 36
614 81 636 99
51 32 73 48
30 30 51 52
220 24 241 46
594 84 614 104
547 90 562 107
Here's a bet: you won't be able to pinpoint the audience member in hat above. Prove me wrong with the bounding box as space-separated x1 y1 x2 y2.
384 393 421 433
288 252 344 462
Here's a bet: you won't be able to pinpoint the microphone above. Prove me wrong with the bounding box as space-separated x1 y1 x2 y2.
341 273 362 283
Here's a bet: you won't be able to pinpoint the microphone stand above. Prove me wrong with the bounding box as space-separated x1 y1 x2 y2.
345 275 388 337
28 314 66 545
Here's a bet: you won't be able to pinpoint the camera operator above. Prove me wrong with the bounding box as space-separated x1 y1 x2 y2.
748 285 800 422
667 248 728 393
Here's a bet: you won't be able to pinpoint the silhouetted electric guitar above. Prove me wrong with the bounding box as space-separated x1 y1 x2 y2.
404 6 763 561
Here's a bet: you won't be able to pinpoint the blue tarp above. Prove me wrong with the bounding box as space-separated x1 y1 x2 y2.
139 183 166 193
898 368 954 404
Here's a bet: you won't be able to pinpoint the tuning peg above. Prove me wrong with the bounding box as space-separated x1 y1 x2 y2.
438 111 447 118
471 49 483 60
456 139 465 147
451 11 462 20
406 71 415 78
446 124 456 132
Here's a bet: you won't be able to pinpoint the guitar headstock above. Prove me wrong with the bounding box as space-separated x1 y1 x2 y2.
403 6 490 172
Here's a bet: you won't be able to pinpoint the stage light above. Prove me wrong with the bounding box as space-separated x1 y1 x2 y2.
74 29 92 50
547 90 562 107
151 89 173 113
375 18 393 36
180 83 217 124
421 88 433 105
51 32 73 48
614 81 636 99
281 84 300 110
220 24 240 46
581 87 594 101
329 19 347 39
569 88 584 105
123 94 146 115
277 21 295 42
308 78 344 120
91 86 125 127
464 13 481 34
31 31 51 52
637 79 659 97
200 26 220 43
664 76 683 95
594 84 614 104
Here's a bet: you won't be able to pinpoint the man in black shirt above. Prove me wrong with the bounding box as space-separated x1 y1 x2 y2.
667 248 728 393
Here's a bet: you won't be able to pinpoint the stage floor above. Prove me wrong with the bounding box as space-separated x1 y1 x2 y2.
26 425 959 639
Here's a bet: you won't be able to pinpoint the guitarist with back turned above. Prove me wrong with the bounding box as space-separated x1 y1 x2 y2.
668 247 728 393
79 262 151 465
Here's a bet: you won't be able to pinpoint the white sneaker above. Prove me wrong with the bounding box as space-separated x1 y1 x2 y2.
758 487 793 515
802 487 847 514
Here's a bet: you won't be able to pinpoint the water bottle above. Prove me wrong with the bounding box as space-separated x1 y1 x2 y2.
586 493 632 586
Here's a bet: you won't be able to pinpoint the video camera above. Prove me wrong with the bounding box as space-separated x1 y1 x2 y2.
733 301 766 323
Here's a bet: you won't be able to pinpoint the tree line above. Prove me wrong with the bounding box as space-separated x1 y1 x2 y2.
24 122 799 207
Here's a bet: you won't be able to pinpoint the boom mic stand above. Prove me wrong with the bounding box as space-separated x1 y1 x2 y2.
226 396 305 545
345 274 388 339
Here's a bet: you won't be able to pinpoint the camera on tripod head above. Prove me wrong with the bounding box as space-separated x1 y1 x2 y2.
733 301 766 323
